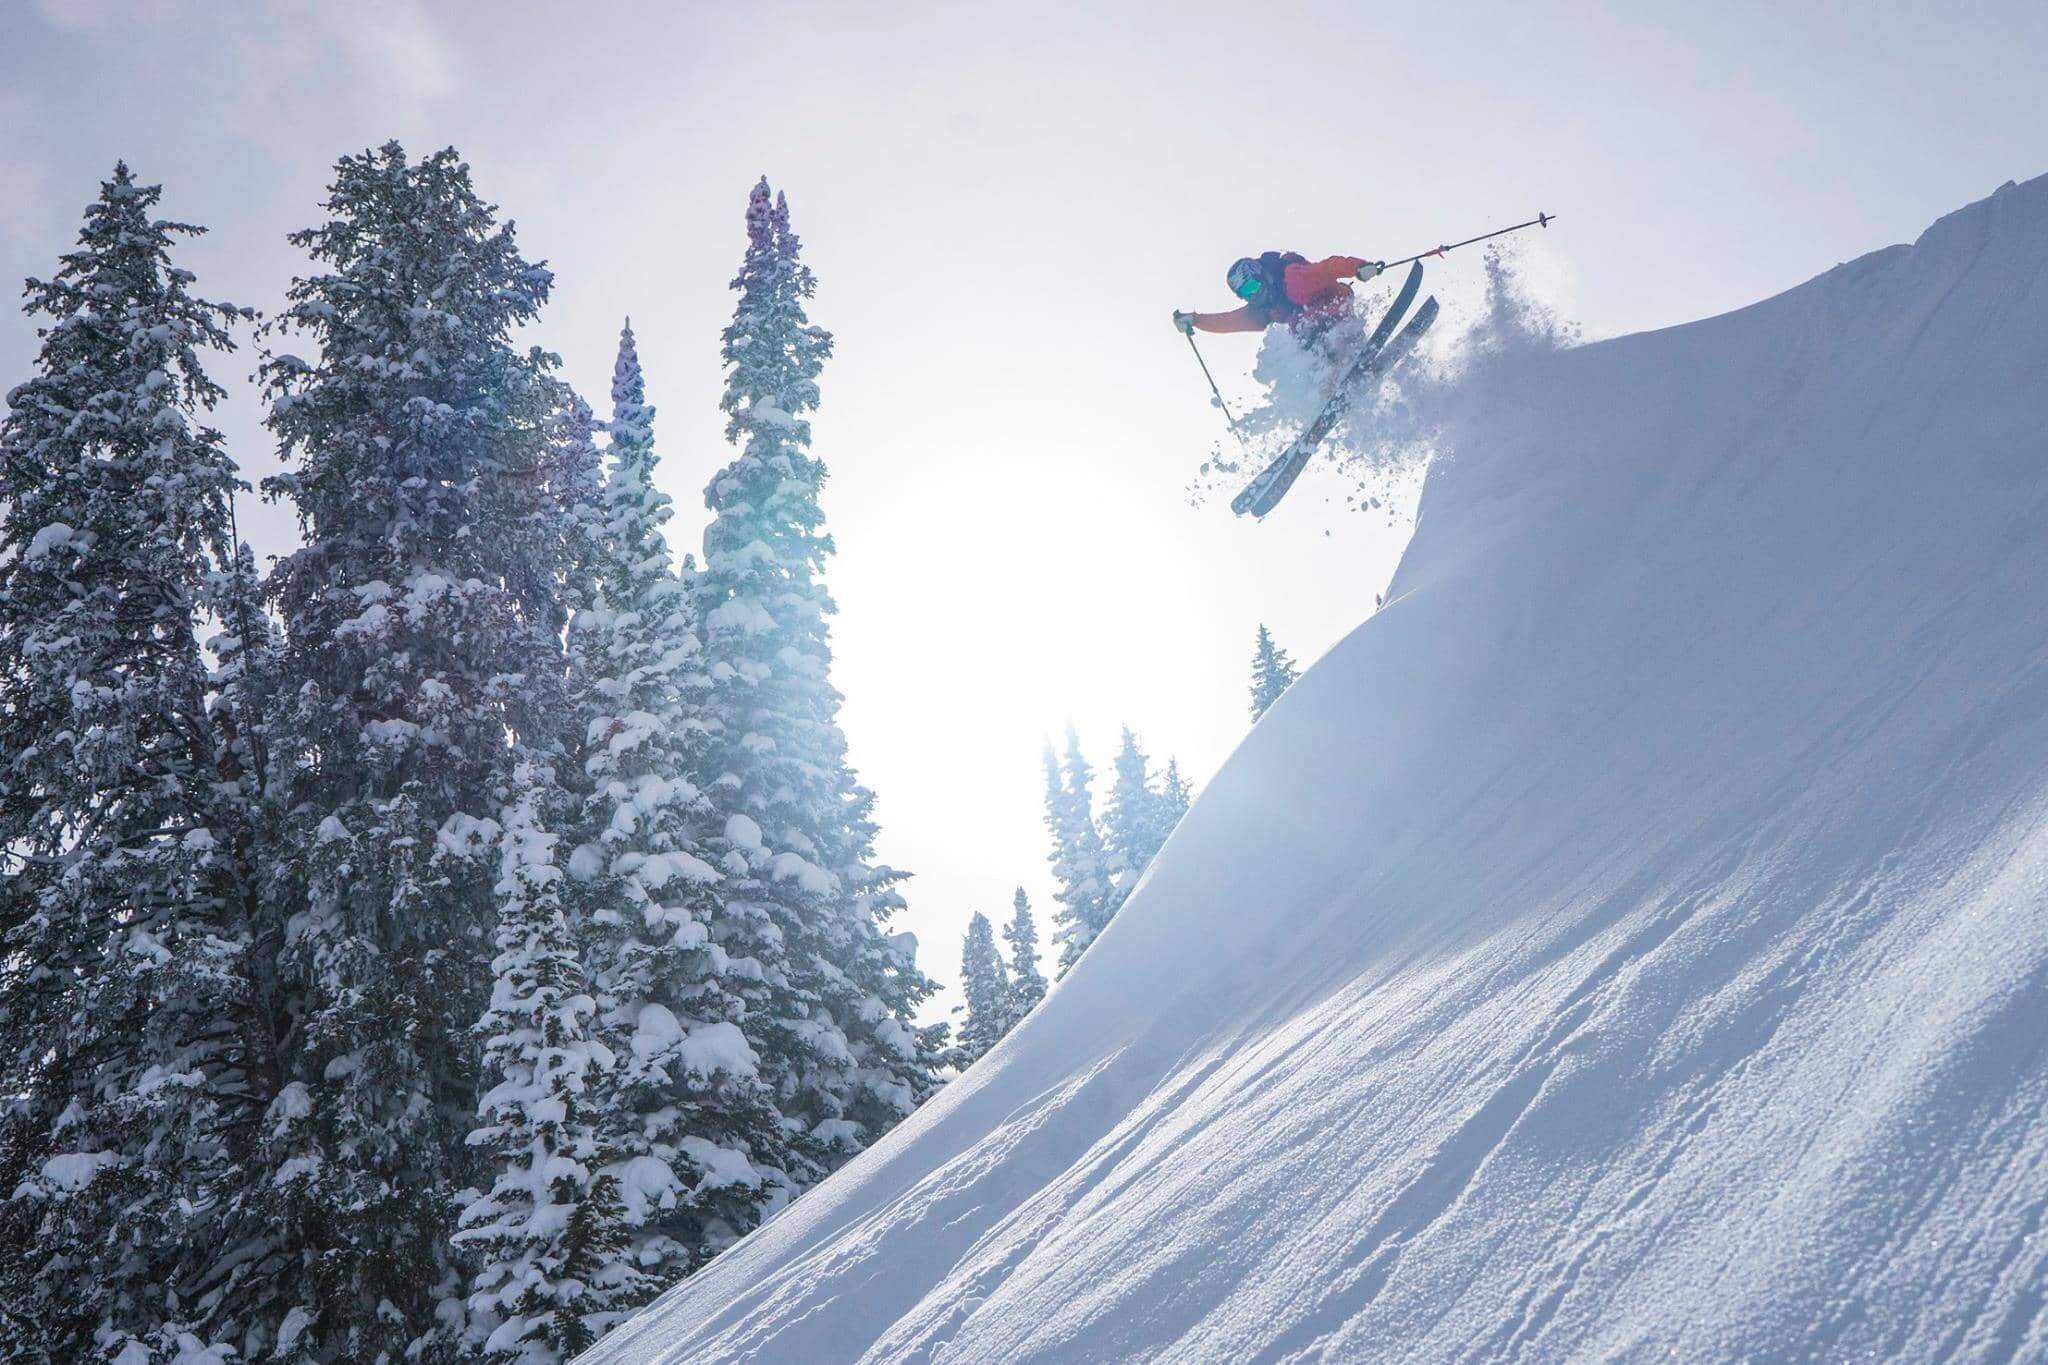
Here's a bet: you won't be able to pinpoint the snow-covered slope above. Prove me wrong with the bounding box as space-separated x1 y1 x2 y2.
586 177 2048 1363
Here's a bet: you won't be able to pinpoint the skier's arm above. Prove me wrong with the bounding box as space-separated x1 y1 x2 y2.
1189 306 1267 334
1284 256 1370 302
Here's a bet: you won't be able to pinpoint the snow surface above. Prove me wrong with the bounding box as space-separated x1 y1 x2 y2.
584 177 2048 1363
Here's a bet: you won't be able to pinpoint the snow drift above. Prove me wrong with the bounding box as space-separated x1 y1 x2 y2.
586 177 2048 1362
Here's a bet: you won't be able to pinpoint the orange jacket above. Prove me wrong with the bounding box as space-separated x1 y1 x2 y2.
1193 255 1368 334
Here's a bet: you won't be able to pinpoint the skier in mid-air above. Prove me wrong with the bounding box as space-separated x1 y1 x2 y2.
1182 251 1429 520
1173 252 1385 342
1178 216 1553 518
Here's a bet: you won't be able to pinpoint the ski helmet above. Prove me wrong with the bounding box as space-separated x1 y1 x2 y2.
1227 257 1264 300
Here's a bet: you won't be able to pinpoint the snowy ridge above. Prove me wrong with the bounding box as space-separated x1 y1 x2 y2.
585 175 2048 1362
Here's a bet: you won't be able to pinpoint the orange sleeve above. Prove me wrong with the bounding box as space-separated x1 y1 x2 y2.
1192 306 1267 334
1284 256 1368 303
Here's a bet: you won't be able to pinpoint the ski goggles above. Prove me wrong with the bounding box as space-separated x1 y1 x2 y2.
1233 276 1264 300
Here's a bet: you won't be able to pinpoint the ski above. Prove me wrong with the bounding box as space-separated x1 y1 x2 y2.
1232 293 1439 519
1353 260 1426 370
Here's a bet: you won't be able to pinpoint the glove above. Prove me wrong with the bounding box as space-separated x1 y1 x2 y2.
1172 310 1196 335
1355 260 1386 281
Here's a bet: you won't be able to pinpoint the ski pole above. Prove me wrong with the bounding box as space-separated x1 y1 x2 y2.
1182 329 1254 461
1376 212 1555 271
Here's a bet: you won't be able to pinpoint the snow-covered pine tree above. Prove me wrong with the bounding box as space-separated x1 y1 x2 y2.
456 759 637 1362
1043 729 1114 974
1155 757 1194 844
952 912 1013 1067
1160 758 1193 814
1002 888 1047 1024
567 320 789 1294
0 164 267 1360
1249 623 1300 721
1101 726 1165 902
691 179 940 1185
254 142 580 1358
1097 729 1193 914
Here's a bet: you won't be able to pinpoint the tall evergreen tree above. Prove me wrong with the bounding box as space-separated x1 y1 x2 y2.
457 760 638 1362
1002 888 1047 1024
0 165 266 1360
690 178 939 1184
1249 624 1300 721
254 142 578 1358
568 320 789 1294
1043 729 1113 974
952 913 1012 1067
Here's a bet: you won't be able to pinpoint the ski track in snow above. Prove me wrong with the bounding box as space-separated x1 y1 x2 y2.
583 175 2048 1363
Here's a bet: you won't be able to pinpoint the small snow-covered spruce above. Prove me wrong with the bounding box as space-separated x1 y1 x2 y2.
568 321 789 1291
457 760 640 1363
691 178 942 1183
1140 746 1193 877
0 164 266 1361
952 913 1014 1067
1043 729 1115 974
255 142 580 1358
1249 623 1301 721
1002 888 1047 1024
1097 728 1193 930
1102 726 1175 903
1159 758 1194 826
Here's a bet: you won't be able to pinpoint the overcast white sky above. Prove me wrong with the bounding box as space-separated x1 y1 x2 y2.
4 0 2044 1014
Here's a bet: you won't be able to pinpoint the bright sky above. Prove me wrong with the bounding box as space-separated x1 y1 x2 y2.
4 0 2043 1016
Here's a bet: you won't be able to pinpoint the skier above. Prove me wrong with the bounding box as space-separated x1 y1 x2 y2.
1175 215 1555 518
1173 252 1385 340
